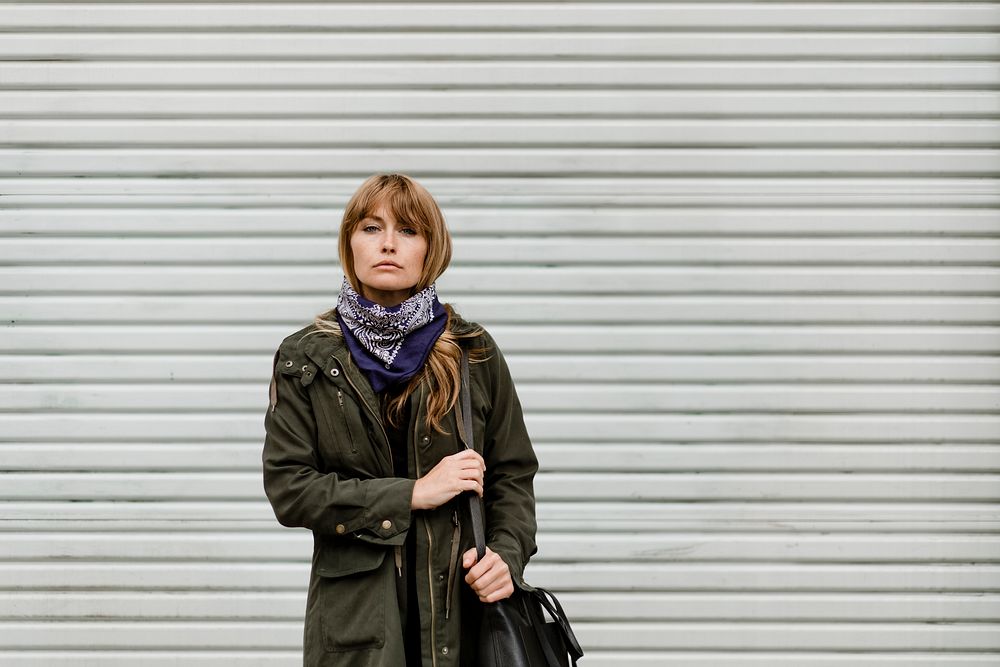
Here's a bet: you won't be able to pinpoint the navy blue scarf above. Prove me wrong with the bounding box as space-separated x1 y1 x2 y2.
335 277 447 393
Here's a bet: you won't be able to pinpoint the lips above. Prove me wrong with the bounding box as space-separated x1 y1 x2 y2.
375 261 402 269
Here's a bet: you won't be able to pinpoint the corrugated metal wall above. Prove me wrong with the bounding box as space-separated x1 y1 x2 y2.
3 2 1000 665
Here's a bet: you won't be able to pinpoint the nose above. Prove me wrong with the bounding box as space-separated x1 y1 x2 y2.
381 231 395 253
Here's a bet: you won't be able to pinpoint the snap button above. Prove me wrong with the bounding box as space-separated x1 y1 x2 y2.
441 647 449 656
381 519 392 530
438 574 445 581
284 360 293 368
335 524 346 534
329 368 340 377
301 365 309 372
421 435 430 445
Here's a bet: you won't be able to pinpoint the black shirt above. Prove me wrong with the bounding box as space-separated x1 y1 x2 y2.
380 383 421 666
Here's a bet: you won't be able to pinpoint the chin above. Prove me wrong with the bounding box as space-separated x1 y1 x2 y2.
365 279 413 292
357 274 419 295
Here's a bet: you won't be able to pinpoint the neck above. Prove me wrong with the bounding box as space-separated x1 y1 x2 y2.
360 285 414 308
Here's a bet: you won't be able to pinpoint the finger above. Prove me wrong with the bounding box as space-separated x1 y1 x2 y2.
459 469 484 486
462 547 478 569
478 579 509 601
456 449 486 469
455 449 481 462
481 581 515 603
469 563 504 594
465 551 498 584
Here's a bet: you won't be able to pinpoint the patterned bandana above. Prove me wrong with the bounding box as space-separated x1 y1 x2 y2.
334 276 447 393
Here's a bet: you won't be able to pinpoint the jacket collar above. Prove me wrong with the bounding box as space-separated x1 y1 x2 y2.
298 306 478 416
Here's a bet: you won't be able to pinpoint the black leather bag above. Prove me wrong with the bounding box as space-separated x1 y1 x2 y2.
459 347 584 667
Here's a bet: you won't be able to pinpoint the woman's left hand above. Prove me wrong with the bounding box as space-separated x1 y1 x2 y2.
462 546 514 603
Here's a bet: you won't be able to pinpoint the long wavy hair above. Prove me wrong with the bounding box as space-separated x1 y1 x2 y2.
308 173 487 434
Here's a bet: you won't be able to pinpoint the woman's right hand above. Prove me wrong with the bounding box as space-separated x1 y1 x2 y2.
410 449 485 510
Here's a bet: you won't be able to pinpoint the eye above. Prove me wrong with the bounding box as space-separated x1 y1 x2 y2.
400 227 419 236
361 224 380 233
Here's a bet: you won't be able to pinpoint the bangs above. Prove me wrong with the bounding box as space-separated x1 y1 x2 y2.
360 189 432 235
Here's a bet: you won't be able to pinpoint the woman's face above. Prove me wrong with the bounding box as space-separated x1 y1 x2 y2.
349 202 428 307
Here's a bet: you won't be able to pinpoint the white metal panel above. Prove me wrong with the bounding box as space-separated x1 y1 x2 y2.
1 1 999 665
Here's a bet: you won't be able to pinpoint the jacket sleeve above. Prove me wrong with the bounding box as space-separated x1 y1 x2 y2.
479 332 539 588
262 344 416 545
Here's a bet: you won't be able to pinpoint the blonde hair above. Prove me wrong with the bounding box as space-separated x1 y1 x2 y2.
338 172 452 295
310 173 487 434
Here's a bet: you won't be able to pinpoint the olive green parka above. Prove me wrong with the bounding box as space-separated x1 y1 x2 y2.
262 310 539 667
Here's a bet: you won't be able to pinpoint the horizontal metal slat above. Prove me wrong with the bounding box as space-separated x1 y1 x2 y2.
579 654 1000 667
5 353 1000 383
8 266 1000 296
0 650 995 667
4 32 1000 60
4 413 999 442
5 500 998 527
3 591 998 622
2 4 997 29
7 238 1000 266
0 472 997 502
2 177 996 205
2 90 997 118
4 443 1000 473
8 295 1000 324
0 620 995 651
2 531 999 562
5 383 1000 413
6 324 1000 354
4 119 1000 146
3 208 1000 236
4 62 999 89
2 561 997 592
4 148 1000 176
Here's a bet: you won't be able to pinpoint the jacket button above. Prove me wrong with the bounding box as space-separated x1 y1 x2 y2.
335 524 346 534
381 519 392 530
329 368 340 377
441 647 449 656
284 360 293 368
421 435 430 445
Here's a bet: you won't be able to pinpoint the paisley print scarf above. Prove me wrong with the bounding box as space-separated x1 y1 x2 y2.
334 276 447 393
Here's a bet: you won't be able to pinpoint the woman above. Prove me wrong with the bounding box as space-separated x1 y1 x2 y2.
262 173 539 666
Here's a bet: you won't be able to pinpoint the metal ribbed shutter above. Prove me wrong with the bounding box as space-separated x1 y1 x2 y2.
2 3 999 665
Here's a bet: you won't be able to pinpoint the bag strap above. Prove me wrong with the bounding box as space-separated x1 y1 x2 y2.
459 345 488 562
533 587 585 664
459 345 583 667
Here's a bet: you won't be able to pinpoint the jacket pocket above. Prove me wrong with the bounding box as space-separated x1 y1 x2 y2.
323 388 358 454
314 385 372 471
317 539 388 652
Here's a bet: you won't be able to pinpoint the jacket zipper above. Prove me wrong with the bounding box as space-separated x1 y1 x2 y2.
335 389 358 454
342 355 438 664
423 517 437 666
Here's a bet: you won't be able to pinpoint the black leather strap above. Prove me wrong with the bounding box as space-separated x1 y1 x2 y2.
535 586 585 663
460 346 488 562
460 345 583 667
